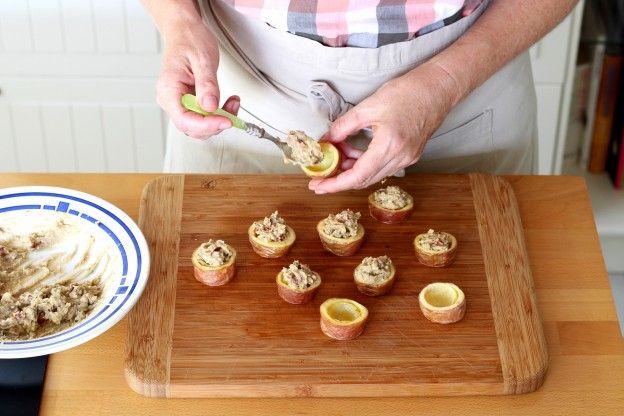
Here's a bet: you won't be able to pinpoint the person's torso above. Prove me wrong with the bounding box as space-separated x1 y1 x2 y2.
218 0 484 48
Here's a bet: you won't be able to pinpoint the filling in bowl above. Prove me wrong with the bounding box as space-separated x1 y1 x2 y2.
0 210 119 341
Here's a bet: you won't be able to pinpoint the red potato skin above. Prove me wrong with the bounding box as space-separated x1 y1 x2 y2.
354 275 395 297
414 243 457 267
277 283 319 305
368 199 413 225
419 298 466 324
318 233 364 257
248 225 295 259
249 238 291 258
193 263 236 287
320 317 366 341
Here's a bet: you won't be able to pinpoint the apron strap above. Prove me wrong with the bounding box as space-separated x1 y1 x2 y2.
306 81 353 122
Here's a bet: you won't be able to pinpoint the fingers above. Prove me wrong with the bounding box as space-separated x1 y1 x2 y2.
341 158 356 171
308 147 390 194
190 53 220 112
324 107 371 143
194 70 220 112
334 141 365 159
222 95 241 115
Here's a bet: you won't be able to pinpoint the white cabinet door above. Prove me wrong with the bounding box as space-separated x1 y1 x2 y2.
534 84 563 174
0 0 165 173
530 12 574 84
529 1 584 174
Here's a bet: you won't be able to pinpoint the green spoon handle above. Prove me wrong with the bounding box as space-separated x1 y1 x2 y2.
180 93 247 130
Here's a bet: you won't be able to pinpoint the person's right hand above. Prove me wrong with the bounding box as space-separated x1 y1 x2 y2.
157 21 240 139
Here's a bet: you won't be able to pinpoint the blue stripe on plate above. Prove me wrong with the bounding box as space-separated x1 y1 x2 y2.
56 201 69 212
0 204 41 213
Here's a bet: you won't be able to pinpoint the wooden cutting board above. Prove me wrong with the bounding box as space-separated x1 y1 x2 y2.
124 174 547 398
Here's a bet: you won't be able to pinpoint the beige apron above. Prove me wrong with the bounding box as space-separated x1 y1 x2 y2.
164 0 537 175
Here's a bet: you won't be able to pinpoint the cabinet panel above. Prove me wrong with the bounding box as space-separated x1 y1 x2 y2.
41 105 77 172
0 105 19 171
530 13 573 84
0 93 165 173
29 0 65 52
10 104 48 172
0 1 33 52
60 0 97 53
535 84 563 174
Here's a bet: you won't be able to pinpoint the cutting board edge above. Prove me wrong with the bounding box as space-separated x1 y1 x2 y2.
470 173 549 394
167 381 505 398
124 174 185 398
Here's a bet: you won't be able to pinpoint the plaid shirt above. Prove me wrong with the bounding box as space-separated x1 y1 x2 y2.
220 0 483 48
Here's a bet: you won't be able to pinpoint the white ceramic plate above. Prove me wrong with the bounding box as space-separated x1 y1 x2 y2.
0 186 150 358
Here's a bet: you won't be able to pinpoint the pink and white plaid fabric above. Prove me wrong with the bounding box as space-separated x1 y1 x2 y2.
219 0 483 47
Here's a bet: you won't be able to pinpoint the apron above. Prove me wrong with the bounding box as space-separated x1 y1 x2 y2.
164 0 537 175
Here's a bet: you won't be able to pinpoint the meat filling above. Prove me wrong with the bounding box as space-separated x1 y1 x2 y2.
196 239 234 267
284 130 323 166
417 229 452 252
253 211 288 243
322 209 361 239
373 186 411 210
0 280 102 340
281 261 320 291
355 256 393 285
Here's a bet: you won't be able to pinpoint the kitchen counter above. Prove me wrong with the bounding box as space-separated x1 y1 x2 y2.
1 174 622 415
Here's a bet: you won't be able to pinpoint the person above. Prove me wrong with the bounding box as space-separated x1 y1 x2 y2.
143 0 578 194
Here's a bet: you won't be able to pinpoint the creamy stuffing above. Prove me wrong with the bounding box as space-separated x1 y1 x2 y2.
0 280 102 340
322 209 361 239
281 260 320 291
355 256 393 285
196 239 234 267
284 130 323 166
417 229 452 252
253 211 288 243
372 186 411 210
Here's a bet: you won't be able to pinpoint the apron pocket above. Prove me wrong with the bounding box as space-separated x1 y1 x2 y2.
410 109 495 173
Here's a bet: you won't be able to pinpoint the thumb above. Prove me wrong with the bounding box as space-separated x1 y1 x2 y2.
191 58 220 112
222 95 241 115
324 107 371 143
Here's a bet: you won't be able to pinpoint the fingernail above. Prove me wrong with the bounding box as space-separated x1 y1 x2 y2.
218 121 231 130
315 189 327 195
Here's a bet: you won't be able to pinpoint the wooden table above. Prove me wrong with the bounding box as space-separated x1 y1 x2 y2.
1 174 622 415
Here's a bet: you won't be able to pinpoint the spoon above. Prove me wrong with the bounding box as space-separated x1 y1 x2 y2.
181 94 294 160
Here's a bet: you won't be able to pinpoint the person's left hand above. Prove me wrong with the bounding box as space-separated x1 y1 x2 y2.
308 62 460 194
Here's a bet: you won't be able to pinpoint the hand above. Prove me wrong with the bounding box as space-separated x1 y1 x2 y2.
308 62 459 194
156 21 240 139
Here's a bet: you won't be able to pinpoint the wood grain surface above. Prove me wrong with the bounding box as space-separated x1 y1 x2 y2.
470 174 548 394
124 175 185 396
0 174 620 415
125 173 546 397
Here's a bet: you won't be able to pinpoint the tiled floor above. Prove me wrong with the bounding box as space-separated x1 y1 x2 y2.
608 273 624 336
